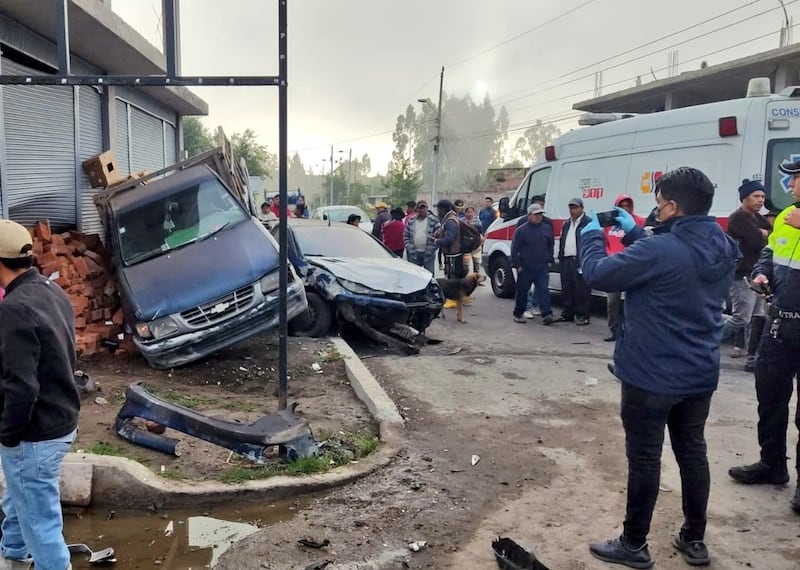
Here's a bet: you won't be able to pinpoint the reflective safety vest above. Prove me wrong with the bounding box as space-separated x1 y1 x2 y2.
770 204 800 271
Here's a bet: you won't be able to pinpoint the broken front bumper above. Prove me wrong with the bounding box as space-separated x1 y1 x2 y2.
335 292 441 329
135 281 307 369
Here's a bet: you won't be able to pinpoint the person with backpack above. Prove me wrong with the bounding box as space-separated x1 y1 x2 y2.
434 200 465 309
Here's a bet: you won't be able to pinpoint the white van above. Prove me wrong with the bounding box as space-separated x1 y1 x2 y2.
483 77 800 298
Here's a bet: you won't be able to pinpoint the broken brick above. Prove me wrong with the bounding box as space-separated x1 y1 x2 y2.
33 220 51 244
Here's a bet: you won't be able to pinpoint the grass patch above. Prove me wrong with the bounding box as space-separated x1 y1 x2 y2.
352 435 379 458
159 467 186 480
147 387 221 410
217 454 334 484
86 442 127 456
318 346 343 362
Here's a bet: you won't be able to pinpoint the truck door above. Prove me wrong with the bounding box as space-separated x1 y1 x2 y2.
764 102 800 212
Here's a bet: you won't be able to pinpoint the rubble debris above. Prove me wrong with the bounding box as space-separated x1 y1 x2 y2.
408 540 428 552
114 383 318 463
492 537 550 570
297 538 331 549
303 560 332 570
73 370 96 394
585 376 599 386
28 219 133 359
471 454 481 466
164 521 174 537
68 542 117 564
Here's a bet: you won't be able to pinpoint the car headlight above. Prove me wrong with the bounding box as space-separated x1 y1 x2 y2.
427 279 444 302
338 278 384 296
150 317 179 339
135 322 152 339
260 270 280 294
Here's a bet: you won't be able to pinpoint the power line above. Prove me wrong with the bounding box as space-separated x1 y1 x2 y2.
496 0 797 108
447 0 601 68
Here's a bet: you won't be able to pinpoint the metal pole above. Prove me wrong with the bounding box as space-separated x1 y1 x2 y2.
432 66 444 206
329 145 334 206
346 148 352 203
56 0 71 76
162 0 181 77
277 0 289 410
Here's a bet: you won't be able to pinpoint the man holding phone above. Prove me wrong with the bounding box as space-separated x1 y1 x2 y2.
579 167 739 568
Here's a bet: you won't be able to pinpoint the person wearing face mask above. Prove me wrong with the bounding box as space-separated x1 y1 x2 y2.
729 159 800 518
578 167 740 569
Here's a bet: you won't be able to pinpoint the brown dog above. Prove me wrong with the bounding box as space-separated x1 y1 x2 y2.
436 272 486 323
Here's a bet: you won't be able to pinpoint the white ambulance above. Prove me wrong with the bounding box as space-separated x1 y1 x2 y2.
483 77 800 298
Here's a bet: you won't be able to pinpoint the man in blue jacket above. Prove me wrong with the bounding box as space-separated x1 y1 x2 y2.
510 204 555 325
579 167 739 569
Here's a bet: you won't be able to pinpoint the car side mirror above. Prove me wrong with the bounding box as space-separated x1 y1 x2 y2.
322 214 328 220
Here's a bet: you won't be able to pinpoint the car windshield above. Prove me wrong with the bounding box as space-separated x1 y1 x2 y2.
117 177 249 265
314 207 370 223
292 225 392 259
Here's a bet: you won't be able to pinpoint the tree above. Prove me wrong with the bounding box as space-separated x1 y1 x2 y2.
183 117 214 158
513 120 561 165
491 106 511 167
231 129 277 179
383 156 421 206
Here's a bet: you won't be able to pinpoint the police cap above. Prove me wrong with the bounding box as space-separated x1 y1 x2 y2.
778 159 800 175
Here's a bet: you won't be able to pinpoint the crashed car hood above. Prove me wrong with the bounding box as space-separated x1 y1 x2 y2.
120 220 279 321
309 257 432 294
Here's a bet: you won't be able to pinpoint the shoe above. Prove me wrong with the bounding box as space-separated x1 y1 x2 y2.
604 332 617 342
513 316 527 324
729 461 789 485
744 361 755 373
589 536 654 569
443 299 457 309
522 310 535 319
672 532 710 566
558 315 574 322
541 315 556 325
730 347 744 358
463 295 473 306
792 484 800 514
576 317 590 326
531 308 541 316
607 361 617 376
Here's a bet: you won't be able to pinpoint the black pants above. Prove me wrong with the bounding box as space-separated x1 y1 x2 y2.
559 257 591 320
621 383 713 546
755 318 800 470
607 291 624 333
443 254 466 280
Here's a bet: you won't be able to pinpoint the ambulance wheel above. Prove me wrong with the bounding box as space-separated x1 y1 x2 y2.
490 257 515 298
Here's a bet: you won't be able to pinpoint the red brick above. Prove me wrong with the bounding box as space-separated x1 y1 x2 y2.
111 308 124 326
50 234 65 247
102 308 112 320
43 244 69 256
32 240 44 256
89 309 104 322
73 241 87 255
70 256 90 278
82 250 102 265
84 257 103 276
70 296 90 317
74 317 86 329
33 220 51 244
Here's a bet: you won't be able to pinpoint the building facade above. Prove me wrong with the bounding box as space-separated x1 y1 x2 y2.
0 0 208 234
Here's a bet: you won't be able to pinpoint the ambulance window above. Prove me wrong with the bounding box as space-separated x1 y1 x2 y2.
765 139 800 211
517 168 551 212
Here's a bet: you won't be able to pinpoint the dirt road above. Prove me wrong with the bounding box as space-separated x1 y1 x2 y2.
219 289 799 569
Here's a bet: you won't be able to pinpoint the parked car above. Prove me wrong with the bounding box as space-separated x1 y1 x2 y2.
287 220 443 353
105 164 308 369
310 205 372 231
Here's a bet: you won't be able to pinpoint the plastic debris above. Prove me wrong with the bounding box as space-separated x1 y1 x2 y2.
311 363 323 374
298 538 331 549
492 536 550 570
94 396 108 405
471 454 481 466
585 376 599 386
164 521 174 537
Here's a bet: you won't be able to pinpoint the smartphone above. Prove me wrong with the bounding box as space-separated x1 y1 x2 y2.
596 210 618 227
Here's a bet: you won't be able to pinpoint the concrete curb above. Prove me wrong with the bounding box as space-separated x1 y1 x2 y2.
60 337 405 509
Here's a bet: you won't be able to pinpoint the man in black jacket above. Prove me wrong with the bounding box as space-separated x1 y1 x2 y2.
0 220 79 569
511 204 556 325
558 197 593 325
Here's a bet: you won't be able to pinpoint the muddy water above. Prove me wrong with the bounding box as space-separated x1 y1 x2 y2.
63 499 305 568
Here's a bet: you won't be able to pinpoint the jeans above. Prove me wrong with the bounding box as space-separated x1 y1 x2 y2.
1 430 76 569
409 251 435 275
726 278 758 349
559 257 591 320
514 265 551 318
755 318 800 470
621 384 712 546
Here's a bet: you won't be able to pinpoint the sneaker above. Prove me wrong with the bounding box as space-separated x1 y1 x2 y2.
576 317 590 326
729 461 790 485
744 361 755 373
792 485 800 514
607 361 617 377
531 308 542 316
604 332 617 342
589 536 654 569
541 315 556 325
672 532 710 566
513 316 527 324
522 310 535 319
558 315 574 322
730 347 744 358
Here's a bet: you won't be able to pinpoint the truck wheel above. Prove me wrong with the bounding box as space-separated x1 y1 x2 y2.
290 291 333 338
490 257 515 298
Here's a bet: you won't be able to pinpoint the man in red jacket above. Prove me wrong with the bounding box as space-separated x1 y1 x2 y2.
603 194 646 341
382 208 406 256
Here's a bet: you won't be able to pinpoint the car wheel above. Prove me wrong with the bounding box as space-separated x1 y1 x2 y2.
290 291 333 338
490 256 515 298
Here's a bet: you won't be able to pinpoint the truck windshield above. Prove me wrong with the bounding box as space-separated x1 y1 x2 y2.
765 138 800 211
117 177 248 265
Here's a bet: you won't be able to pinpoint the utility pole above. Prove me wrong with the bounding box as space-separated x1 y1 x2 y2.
432 66 444 207
346 148 352 203
329 144 334 206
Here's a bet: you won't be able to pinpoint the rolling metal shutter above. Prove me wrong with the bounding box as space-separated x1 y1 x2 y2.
77 86 104 236
114 98 130 176
130 106 165 173
2 58 76 229
164 123 177 165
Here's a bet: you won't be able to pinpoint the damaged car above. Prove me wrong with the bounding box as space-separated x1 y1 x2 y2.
103 165 307 369
287 220 443 354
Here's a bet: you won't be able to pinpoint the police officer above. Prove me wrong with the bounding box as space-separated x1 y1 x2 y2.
729 159 800 516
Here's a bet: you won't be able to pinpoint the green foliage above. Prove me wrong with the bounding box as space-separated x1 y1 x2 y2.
231 129 277 179
383 156 422 206
183 117 214 158
513 120 561 165
87 442 126 456
159 467 186 480
217 454 334 483
353 435 379 458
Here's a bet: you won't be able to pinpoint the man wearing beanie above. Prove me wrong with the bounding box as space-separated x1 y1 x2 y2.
0 220 79 569
724 179 771 364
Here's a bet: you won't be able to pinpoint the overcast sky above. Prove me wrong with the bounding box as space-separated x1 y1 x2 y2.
111 0 798 175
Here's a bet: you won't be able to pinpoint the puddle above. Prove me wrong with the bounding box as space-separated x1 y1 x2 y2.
64 499 305 568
